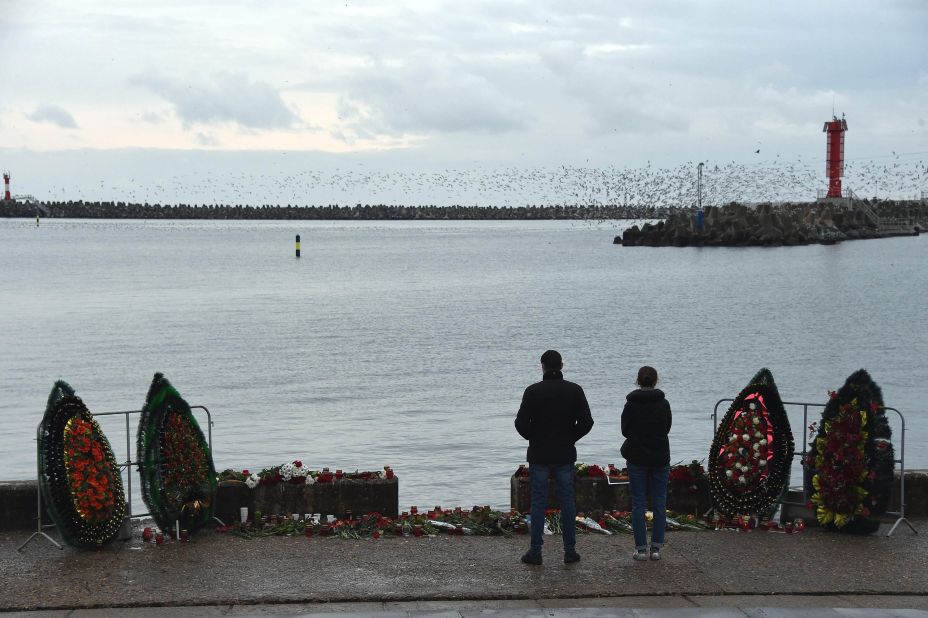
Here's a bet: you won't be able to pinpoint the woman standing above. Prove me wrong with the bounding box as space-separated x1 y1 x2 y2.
620 366 672 561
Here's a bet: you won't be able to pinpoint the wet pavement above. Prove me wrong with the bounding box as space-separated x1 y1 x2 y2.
2 519 926 615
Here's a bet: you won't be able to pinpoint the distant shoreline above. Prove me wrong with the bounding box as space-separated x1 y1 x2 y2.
1 201 674 220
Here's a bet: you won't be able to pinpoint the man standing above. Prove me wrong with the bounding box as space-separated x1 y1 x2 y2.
514 350 594 565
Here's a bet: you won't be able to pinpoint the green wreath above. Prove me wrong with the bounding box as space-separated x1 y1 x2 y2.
137 373 217 534
806 369 894 534
38 380 126 549
708 368 795 517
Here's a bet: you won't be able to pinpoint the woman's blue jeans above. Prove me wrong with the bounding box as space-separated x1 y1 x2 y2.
628 462 669 550
529 463 576 552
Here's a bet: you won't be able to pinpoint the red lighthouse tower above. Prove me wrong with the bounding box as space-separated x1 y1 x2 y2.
823 115 848 198
3 172 10 201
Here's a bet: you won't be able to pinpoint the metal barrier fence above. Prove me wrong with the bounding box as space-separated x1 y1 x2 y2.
18 405 213 552
712 399 916 537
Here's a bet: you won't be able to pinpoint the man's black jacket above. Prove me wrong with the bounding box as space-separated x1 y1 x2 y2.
514 370 594 464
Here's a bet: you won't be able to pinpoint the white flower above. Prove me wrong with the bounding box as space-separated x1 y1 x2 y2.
730 434 737 442
742 434 750 441
304 474 316 485
749 403 757 411
245 473 259 489
280 463 294 481
752 415 760 423
292 465 307 478
754 431 763 438
752 443 760 451
726 470 733 478
739 476 747 484
758 460 766 467
759 439 767 446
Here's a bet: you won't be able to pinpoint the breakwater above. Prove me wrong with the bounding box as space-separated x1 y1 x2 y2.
618 200 925 247
1 200 668 220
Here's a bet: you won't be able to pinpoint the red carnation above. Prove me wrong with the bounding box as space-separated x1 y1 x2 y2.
242 469 250 476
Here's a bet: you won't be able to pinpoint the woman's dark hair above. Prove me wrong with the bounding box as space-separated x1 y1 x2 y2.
637 365 658 388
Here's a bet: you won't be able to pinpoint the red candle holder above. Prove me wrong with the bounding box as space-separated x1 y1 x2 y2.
180 529 189 543
335 469 344 480
142 527 153 542
385 468 394 479
410 506 418 515
785 522 794 534
394 524 404 536
304 526 314 538
413 525 423 537
455 524 463 536
155 533 164 545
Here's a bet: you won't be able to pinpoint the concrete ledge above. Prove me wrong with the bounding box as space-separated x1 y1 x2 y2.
1 478 399 531
4 470 925 532
0 481 51 530
509 475 711 516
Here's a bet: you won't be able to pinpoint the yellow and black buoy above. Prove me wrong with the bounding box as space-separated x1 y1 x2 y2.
295 234 301 258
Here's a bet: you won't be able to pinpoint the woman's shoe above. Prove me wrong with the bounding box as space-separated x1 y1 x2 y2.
650 548 661 561
632 549 649 561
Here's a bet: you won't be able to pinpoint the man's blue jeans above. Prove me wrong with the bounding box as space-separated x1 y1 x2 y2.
628 463 670 551
529 463 576 552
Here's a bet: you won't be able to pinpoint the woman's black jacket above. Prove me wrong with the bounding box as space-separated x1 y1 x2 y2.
620 388 672 467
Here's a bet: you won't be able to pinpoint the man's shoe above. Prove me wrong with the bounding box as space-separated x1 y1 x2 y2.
650 548 661 561
632 549 649 561
564 549 581 564
521 550 542 565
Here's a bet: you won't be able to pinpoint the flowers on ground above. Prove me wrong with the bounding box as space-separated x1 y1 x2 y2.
218 506 709 540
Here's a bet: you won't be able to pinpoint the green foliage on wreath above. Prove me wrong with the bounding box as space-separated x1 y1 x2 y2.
137 373 217 534
806 369 894 534
708 368 795 517
38 380 126 549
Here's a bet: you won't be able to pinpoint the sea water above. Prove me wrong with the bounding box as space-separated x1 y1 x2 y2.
1 218 925 509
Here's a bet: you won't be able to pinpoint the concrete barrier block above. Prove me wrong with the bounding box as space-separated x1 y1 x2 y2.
213 481 255 524
0 481 51 532
511 475 703 515
251 478 398 519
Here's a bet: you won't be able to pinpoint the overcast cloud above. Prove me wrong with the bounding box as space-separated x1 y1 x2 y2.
26 104 78 129
0 1 925 203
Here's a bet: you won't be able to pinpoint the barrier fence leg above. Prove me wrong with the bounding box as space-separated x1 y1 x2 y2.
17 478 62 551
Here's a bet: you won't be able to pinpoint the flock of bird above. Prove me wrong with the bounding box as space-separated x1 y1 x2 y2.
42 156 927 209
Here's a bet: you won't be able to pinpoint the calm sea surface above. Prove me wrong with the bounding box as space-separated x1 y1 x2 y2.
1 218 925 510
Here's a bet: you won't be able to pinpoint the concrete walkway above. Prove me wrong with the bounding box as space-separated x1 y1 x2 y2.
2 519 926 615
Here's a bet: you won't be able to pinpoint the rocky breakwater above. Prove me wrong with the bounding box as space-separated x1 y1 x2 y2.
617 200 925 247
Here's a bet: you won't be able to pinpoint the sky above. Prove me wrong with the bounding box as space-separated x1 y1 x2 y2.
0 1 926 205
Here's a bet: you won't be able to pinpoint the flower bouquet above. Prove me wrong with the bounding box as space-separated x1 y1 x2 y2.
219 463 389 489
